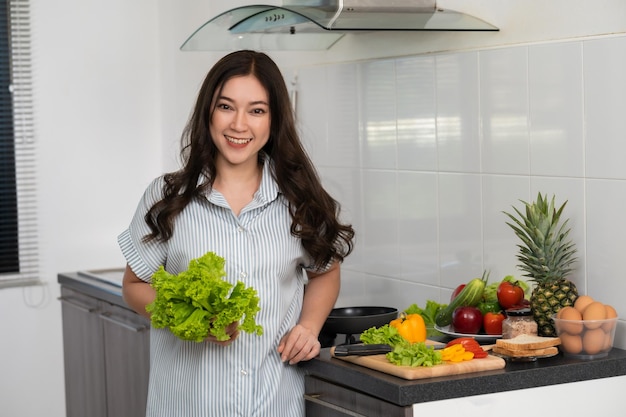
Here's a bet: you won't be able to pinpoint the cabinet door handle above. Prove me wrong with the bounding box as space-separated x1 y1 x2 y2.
99 312 149 332
58 296 97 313
303 394 367 417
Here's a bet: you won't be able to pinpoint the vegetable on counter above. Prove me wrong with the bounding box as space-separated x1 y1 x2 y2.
445 337 488 359
477 300 501 315
360 323 443 367
450 284 466 301
435 271 489 327
452 306 483 334
147 252 263 342
483 275 530 303
483 311 505 335
440 344 474 362
497 280 525 309
390 313 427 343
386 342 443 367
404 300 447 337
360 324 407 347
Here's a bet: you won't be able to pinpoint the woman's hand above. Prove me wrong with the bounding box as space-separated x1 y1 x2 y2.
205 321 240 346
277 324 321 365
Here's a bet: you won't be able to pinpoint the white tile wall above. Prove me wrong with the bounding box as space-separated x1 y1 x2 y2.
296 34 626 349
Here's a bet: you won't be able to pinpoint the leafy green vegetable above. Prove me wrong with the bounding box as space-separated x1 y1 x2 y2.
386 343 443 367
360 323 443 367
404 300 447 337
146 252 263 342
360 324 407 348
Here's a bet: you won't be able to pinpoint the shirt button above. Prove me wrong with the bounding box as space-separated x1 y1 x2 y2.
240 369 248 376
237 226 245 232
240 271 248 279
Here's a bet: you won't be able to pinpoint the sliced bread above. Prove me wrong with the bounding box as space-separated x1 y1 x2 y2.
493 345 559 358
495 334 561 351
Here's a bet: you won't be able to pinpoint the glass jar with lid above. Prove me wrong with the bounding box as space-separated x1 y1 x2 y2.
502 307 537 339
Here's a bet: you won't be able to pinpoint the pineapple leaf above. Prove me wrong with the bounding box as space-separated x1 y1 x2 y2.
502 192 578 284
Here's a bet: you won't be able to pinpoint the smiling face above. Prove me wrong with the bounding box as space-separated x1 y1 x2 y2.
209 74 271 169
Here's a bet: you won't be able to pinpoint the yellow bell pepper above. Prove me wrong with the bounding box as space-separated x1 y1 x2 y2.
389 313 427 343
441 344 474 362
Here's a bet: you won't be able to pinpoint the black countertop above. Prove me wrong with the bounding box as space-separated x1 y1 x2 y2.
300 345 626 406
58 271 626 407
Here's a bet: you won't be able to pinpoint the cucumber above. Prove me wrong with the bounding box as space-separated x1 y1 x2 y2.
435 271 488 327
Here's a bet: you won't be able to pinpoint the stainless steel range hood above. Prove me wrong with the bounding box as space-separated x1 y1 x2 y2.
181 0 498 51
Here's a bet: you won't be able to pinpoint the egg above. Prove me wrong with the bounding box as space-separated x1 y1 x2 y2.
574 295 595 314
582 301 607 329
603 330 614 351
559 332 583 354
557 306 583 335
602 304 618 332
582 328 607 355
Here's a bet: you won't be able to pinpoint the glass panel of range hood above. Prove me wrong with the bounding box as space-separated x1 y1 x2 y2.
180 5 497 51
181 6 344 51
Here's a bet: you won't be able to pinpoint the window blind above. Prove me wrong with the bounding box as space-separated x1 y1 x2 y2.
0 0 38 289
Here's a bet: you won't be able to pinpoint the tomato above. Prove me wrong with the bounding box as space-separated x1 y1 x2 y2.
483 311 505 335
452 306 483 334
450 284 466 302
497 281 525 309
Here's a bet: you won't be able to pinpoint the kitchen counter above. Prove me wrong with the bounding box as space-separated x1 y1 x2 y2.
58 269 126 307
300 345 626 407
58 271 626 412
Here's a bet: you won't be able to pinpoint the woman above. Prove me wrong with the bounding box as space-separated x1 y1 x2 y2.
118 50 355 417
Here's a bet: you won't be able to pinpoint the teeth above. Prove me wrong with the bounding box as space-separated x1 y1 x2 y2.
226 135 252 145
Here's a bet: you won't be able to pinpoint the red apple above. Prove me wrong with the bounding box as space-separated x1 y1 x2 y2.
452 306 483 334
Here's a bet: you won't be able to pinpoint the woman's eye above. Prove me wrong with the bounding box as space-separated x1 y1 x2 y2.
216 103 232 110
251 108 267 115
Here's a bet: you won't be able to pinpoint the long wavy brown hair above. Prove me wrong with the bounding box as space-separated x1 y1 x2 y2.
144 50 354 269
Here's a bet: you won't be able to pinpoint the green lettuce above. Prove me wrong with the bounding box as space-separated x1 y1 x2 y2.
146 252 263 342
360 324 407 347
386 343 443 367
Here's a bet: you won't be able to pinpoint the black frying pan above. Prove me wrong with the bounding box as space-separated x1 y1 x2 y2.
321 306 398 336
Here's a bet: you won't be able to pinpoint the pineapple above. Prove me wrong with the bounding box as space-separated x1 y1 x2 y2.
503 193 579 336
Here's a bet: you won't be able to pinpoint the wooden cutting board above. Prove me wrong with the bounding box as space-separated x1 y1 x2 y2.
331 346 506 380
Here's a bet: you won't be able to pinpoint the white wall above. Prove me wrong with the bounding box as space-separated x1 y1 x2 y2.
1 1 625 417
0 1 161 416
297 33 626 349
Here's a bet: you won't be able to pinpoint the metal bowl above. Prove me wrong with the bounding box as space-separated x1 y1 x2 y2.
321 306 398 336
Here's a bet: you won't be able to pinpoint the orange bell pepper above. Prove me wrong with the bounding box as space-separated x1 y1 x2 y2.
389 313 427 343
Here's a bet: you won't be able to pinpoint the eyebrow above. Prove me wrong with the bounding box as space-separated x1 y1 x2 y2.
217 95 269 107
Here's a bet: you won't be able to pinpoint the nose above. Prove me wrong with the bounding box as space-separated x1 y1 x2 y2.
231 110 247 131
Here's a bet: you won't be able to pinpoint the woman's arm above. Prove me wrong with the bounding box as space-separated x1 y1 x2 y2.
122 264 156 319
277 262 340 364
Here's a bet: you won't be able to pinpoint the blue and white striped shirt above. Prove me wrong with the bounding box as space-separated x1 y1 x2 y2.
118 158 315 417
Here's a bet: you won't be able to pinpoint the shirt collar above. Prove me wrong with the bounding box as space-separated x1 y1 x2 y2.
201 153 281 207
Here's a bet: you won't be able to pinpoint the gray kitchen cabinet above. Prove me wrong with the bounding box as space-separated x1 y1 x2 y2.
305 375 412 417
59 286 150 417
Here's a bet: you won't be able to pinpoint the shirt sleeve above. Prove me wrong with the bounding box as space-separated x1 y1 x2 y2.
117 177 168 283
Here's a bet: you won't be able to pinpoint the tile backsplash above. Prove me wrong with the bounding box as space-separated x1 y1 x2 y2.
296 34 626 348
